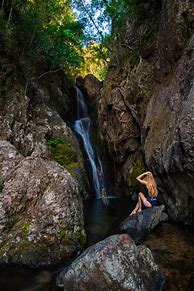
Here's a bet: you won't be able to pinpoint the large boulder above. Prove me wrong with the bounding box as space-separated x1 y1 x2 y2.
57 234 165 291
119 205 168 243
83 74 102 99
0 141 85 267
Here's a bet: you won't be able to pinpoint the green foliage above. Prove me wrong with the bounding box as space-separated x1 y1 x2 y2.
22 223 30 233
46 133 81 175
98 66 108 80
71 0 147 78
75 42 109 80
0 0 148 80
72 0 146 41
58 228 66 238
0 177 4 192
47 135 66 147
0 0 85 74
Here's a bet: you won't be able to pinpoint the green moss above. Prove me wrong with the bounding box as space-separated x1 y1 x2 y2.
58 228 66 238
22 223 30 233
130 155 146 190
46 133 82 176
57 227 86 247
96 129 105 145
75 229 86 246
45 130 53 142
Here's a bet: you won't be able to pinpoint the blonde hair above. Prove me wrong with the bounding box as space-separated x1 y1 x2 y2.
144 174 158 197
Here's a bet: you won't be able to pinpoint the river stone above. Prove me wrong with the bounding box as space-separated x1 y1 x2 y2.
57 234 165 291
0 141 85 267
119 205 168 244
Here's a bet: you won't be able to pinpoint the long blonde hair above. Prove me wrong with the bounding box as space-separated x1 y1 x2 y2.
144 174 158 197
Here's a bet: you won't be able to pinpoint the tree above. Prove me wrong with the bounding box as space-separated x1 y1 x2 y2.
1 0 85 74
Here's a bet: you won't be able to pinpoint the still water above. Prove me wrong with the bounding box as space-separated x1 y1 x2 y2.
145 222 194 291
0 198 193 291
84 197 132 246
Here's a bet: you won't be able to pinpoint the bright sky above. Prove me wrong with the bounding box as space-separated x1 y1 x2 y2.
72 0 111 41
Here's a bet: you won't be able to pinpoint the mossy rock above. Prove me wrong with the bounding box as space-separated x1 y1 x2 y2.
47 133 83 176
0 227 86 267
130 155 146 192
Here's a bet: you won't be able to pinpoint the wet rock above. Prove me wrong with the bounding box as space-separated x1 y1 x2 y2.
0 141 85 267
119 205 168 243
57 234 165 291
75 76 84 87
83 74 102 99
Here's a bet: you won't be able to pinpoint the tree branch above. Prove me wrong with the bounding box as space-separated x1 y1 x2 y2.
7 0 13 26
120 43 132 50
80 0 104 42
117 87 142 131
24 69 62 97
37 68 62 79
1 0 5 12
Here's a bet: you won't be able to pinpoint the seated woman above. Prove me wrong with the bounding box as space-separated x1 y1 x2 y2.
130 171 158 215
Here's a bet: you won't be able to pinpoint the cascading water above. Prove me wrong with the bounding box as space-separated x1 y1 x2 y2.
72 86 106 199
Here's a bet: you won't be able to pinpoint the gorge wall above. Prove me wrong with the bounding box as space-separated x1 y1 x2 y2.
86 0 194 224
0 55 87 266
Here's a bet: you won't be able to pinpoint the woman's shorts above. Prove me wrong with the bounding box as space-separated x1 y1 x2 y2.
147 197 158 206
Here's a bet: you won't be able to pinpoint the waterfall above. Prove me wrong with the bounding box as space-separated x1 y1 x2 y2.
72 86 107 199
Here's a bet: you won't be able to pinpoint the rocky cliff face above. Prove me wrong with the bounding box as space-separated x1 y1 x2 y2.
144 35 194 223
96 0 194 223
0 58 86 266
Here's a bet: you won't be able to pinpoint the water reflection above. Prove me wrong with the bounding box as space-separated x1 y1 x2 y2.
0 265 60 291
84 197 132 246
144 223 194 291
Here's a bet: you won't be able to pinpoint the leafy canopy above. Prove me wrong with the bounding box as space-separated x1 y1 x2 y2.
1 0 85 74
70 0 145 78
71 0 145 42
0 0 145 79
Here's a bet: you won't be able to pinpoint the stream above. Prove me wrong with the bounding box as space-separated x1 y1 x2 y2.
0 199 193 291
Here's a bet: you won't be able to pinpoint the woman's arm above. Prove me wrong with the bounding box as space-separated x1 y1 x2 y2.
136 171 151 185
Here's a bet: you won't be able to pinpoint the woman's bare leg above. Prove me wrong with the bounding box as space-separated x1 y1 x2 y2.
129 192 152 216
139 192 152 208
137 196 142 212
129 200 139 215
129 194 142 215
